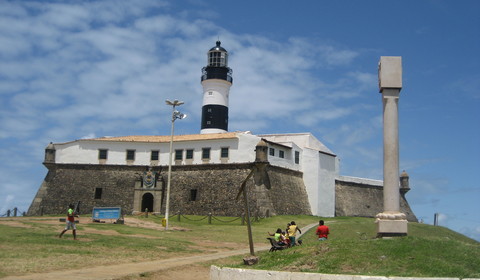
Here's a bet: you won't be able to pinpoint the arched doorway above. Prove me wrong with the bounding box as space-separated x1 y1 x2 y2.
141 193 154 212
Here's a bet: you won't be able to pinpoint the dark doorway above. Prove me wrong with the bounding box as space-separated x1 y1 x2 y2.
141 193 154 212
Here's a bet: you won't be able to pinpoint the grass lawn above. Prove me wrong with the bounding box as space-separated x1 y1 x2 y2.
0 215 478 278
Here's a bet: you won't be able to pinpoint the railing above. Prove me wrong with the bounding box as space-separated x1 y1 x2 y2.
0 207 26 217
201 67 233 83
142 211 266 225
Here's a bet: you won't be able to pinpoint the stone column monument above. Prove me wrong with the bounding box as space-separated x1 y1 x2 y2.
376 56 408 237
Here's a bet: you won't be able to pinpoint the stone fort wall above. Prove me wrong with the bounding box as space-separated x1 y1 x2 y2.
335 178 418 222
28 163 417 221
27 163 312 217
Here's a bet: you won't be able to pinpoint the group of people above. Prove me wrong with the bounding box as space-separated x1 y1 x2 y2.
268 221 302 247
269 219 330 247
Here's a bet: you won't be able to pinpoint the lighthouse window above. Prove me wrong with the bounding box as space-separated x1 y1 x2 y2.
190 189 197 201
98 149 108 160
94 188 103 199
221 147 229 158
202 148 211 159
175 149 183 160
151 150 159 161
186 149 194 159
208 91 213 96
126 150 135 161
209 52 227 67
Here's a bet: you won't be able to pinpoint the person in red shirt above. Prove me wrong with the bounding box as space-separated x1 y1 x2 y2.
315 220 329 241
59 204 78 240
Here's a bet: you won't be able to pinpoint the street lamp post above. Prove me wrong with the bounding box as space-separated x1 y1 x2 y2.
165 99 186 230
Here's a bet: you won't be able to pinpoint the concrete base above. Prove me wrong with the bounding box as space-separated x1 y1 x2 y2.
376 219 408 237
210 265 468 280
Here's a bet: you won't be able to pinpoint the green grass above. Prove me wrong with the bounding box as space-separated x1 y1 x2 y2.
0 215 478 278
218 217 480 278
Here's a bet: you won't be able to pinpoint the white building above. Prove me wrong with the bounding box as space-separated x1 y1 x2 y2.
49 131 338 216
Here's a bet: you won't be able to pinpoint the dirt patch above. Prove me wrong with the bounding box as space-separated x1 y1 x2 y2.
0 220 34 228
116 264 210 280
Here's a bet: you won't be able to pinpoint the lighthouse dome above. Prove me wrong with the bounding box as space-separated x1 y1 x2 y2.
209 40 227 52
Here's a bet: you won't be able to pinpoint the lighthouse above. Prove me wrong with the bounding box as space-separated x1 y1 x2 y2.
200 41 233 134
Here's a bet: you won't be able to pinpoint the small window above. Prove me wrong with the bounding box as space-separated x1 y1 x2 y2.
151 150 159 161
190 189 197 201
94 188 102 199
186 149 194 159
175 149 183 160
99 149 108 160
295 151 300 164
279 150 285 158
208 91 213 96
221 147 229 158
126 150 135 161
269 148 275 156
202 148 211 159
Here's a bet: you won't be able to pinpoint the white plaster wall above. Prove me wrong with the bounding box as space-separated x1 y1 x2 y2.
317 152 336 217
201 79 231 106
266 142 301 171
54 132 264 166
55 141 170 165
301 147 321 216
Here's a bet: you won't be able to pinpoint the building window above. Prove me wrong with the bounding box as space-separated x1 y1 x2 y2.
151 150 159 161
94 188 102 199
279 150 285 158
221 147 229 158
190 189 197 201
269 148 275 156
98 149 108 160
202 148 211 159
175 149 183 160
186 149 194 159
126 150 135 161
295 151 300 164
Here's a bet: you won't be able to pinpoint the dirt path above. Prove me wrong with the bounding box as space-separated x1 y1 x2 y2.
1 221 317 280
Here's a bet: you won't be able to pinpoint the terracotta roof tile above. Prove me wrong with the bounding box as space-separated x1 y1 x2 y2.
85 132 239 143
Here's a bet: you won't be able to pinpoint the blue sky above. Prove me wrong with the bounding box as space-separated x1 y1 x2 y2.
1 0 479 241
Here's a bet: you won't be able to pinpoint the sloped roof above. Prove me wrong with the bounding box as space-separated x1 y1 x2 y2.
82 132 239 143
259 132 335 156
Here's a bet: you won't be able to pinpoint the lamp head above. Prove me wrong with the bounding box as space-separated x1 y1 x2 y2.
173 111 187 120
166 99 184 106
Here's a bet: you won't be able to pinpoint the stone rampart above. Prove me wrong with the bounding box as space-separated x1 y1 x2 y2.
27 162 312 217
335 176 417 222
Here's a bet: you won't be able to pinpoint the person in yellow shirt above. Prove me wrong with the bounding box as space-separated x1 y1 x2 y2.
287 221 301 246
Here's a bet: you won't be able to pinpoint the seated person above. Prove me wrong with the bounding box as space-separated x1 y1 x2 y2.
282 231 291 247
268 228 287 246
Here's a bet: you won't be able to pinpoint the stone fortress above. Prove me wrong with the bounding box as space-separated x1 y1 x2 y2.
27 41 417 222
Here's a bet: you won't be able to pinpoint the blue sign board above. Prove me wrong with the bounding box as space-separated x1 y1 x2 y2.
92 207 121 220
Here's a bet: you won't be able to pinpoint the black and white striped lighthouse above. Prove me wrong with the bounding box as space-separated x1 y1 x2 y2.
200 41 233 134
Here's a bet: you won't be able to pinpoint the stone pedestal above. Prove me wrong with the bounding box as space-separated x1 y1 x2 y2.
376 212 408 237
